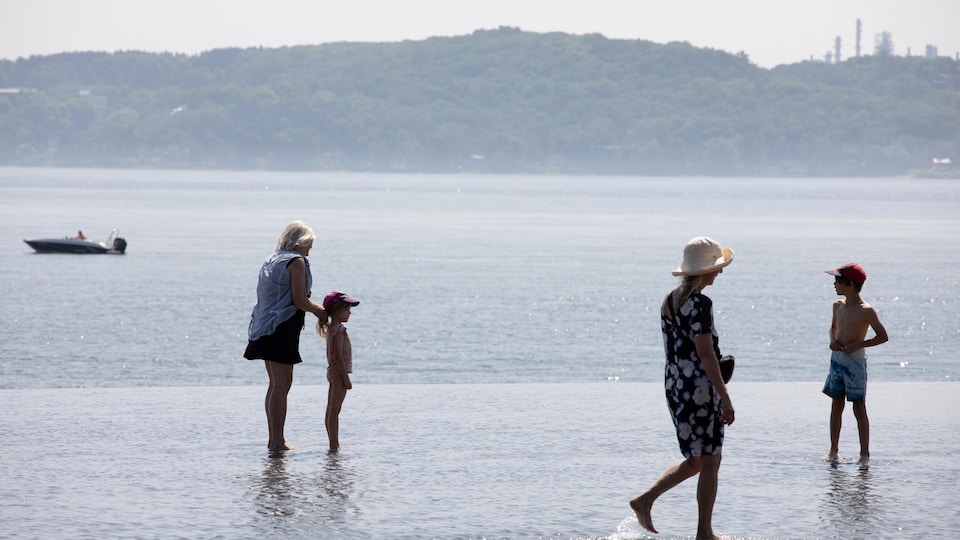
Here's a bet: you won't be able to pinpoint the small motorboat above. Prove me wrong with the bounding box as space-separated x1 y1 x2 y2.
24 229 128 254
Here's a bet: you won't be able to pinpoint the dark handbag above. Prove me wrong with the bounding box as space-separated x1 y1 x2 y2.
719 355 735 384
665 293 735 384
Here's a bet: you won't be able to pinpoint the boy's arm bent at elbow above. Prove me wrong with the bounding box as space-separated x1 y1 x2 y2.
844 309 889 353
828 302 841 351
864 309 889 348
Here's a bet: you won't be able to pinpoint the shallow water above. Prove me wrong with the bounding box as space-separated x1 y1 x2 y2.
2 382 956 539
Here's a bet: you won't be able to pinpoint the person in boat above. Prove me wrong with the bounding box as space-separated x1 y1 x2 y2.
243 221 326 454
73 230 87 240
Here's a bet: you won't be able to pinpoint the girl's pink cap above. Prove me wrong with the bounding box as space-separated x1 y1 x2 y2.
323 291 359 309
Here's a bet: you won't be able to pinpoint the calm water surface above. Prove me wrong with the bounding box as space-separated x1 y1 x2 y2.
1 168 958 388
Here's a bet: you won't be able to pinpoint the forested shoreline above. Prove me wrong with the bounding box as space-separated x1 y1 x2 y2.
1 28 958 176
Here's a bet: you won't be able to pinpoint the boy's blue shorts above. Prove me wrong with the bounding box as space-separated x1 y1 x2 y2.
822 350 867 402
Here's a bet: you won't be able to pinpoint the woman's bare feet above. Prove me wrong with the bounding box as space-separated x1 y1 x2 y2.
629 495 657 534
268 441 297 452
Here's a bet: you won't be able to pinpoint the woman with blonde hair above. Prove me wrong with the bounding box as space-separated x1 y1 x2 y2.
244 221 325 454
631 236 736 540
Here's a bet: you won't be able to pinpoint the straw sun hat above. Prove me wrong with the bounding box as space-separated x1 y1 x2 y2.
672 236 735 276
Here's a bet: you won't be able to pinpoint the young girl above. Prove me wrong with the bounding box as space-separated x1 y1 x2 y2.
317 291 359 451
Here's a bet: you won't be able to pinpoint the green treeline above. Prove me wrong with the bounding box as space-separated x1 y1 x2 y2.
1 27 958 176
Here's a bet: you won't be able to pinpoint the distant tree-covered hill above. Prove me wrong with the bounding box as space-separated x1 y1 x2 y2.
1 27 958 176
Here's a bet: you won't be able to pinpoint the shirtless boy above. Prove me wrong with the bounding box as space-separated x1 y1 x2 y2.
822 263 888 464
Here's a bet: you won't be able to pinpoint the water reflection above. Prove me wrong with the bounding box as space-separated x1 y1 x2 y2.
250 451 358 535
255 454 299 519
315 451 357 524
822 465 883 536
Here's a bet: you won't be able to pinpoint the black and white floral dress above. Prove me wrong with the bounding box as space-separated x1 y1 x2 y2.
661 291 724 458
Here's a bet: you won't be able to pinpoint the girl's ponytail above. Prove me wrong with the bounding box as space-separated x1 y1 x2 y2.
316 311 330 337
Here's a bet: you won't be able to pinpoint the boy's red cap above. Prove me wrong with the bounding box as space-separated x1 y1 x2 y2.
825 263 866 285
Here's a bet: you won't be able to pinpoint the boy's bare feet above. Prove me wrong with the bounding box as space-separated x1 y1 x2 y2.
822 452 839 462
629 495 657 534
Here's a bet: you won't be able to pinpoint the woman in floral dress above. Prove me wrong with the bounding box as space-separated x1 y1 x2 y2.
631 236 736 540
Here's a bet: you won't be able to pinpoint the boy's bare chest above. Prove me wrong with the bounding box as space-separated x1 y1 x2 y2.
836 303 869 328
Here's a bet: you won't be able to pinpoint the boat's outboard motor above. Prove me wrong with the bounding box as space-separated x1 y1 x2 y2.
113 237 127 254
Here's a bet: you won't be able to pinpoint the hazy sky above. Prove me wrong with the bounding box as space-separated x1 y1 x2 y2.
1 0 958 68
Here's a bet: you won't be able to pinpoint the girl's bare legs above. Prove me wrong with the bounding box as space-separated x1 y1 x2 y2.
264 360 295 451
630 456 702 534
325 379 348 450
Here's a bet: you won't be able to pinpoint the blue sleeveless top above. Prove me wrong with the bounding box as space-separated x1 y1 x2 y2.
247 250 312 341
